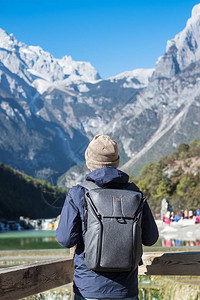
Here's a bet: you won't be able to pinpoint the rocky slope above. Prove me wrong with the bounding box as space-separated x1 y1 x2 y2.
1 4 200 184
119 4 200 175
0 27 152 182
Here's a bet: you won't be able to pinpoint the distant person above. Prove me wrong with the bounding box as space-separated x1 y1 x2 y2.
175 239 181 247
165 211 171 225
180 210 184 219
56 134 159 300
174 214 180 222
196 208 200 217
189 210 193 219
166 239 172 247
184 209 189 219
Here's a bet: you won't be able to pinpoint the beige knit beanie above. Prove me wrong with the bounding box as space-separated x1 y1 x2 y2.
85 134 120 171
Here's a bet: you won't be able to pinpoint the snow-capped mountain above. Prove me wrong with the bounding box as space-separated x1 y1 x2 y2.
0 28 101 94
109 69 154 88
120 3 200 174
153 4 200 79
1 3 200 185
0 27 152 182
83 0 200 172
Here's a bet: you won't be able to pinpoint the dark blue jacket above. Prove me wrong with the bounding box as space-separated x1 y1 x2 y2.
56 167 159 298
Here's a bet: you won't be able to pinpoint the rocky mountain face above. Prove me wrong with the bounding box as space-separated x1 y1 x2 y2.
120 4 200 175
0 28 152 183
153 4 200 79
1 4 200 186
164 156 200 177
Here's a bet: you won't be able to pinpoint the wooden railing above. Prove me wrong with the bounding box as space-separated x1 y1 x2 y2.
0 252 200 300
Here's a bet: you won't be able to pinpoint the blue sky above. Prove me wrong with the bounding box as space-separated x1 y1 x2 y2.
0 0 199 78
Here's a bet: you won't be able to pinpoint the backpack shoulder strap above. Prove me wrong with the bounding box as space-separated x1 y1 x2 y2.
80 180 101 190
126 182 146 210
125 182 140 192
126 182 145 199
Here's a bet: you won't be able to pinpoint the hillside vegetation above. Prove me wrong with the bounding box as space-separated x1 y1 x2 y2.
133 139 200 215
0 163 67 220
1 139 200 220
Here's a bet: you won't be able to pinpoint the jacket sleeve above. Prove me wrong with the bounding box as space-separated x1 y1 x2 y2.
141 201 159 246
56 188 82 248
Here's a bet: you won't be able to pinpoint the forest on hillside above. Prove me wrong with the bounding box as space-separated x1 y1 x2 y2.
1 139 200 220
0 163 66 220
133 139 200 215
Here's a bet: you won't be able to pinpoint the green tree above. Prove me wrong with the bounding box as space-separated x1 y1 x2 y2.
176 175 196 197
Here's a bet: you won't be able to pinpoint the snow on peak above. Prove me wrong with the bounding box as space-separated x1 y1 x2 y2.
0 28 9 40
19 44 64 82
0 27 101 94
191 3 200 18
59 55 101 83
166 3 200 52
109 68 154 88
155 3 200 78
0 28 18 50
59 55 73 65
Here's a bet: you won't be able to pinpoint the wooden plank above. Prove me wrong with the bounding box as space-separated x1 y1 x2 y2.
0 258 74 300
0 252 200 300
139 252 200 275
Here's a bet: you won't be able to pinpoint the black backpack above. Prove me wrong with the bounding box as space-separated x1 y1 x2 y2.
81 181 145 273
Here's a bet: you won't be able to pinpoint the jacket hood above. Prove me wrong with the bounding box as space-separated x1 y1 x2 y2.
85 166 129 188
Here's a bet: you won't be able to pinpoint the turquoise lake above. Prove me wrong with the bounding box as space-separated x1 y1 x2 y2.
0 230 199 299
0 230 200 251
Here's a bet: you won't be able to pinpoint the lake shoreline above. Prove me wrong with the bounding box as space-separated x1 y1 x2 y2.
156 219 200 241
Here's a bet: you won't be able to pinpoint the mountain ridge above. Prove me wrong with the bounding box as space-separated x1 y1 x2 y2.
1 4 200 183
133 139 200 214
